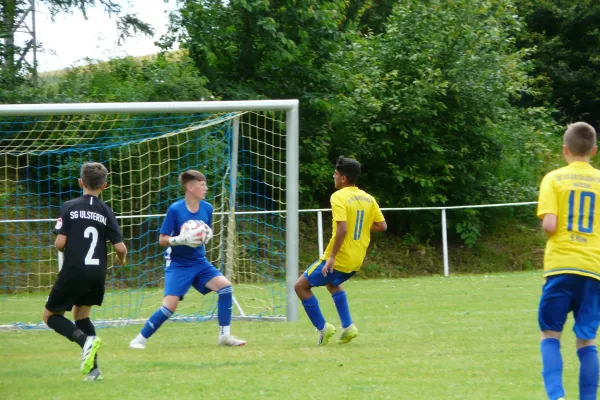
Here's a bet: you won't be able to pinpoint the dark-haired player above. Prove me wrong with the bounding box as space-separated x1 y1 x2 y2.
294 156 387 345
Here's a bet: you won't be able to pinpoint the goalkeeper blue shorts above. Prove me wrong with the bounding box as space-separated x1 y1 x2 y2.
303 260 356 288
164 259 222 299
538 273 600 340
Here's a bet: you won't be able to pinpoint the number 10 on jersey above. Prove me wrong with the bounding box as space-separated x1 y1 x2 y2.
568 190 596 233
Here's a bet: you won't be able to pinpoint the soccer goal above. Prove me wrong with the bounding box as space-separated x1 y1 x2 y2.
0 100 299 330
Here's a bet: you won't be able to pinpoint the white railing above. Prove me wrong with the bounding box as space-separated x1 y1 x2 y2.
0 201 539 278
302 201 539 277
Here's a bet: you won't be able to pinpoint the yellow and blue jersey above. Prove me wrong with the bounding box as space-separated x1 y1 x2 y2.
537 161 600 280
320 186 385 273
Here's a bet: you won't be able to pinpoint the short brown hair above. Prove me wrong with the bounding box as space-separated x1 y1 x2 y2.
179 170 206 188
80 162 108 190
564 122 597 156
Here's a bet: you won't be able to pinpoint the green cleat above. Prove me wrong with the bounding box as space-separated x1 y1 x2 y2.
318 322 336 346
81 336 102 374
84 368 104 381
337 324 359 344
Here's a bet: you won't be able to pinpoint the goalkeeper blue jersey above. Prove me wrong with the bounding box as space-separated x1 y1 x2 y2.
160 199 213 267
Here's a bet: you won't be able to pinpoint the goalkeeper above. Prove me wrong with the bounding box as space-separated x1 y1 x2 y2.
129 170 246 349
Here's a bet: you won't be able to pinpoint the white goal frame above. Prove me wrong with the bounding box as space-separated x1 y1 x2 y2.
0 100 300 322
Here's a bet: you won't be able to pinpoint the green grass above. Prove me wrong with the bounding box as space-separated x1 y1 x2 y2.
0 271 580 399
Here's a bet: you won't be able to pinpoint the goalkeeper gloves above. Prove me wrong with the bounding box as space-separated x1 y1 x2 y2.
203 226 214 245
169 231 204 248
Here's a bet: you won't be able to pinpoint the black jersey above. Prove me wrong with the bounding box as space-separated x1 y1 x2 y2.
53 194 123 272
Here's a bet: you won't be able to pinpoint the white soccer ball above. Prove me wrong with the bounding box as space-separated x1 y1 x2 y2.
181 220 202 234
181 220 213 245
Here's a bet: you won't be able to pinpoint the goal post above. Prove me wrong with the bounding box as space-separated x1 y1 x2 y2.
0 100 299 329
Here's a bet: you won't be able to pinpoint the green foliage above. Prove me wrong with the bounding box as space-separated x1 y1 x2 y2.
515 0 600 127
53 55 213 102
161 0 356 207
327 0 560 241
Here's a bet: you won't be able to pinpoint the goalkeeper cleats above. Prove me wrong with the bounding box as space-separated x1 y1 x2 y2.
84 367 104 381
337 324 359 344
129 334 147 349
318 322 336 346
81 336 102 374
218 335 247 347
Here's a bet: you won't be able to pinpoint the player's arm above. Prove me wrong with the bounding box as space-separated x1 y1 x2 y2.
113 242 127 265
371 200 387 232
329 221 348 259
371 221 387 232
158 207 202 247
55 234 67 252
324 194 347 275
106 208 127 265
537 173 558 237
53 204 70 252
541 214 558 236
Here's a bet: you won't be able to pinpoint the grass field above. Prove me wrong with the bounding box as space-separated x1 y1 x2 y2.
0 271 582 399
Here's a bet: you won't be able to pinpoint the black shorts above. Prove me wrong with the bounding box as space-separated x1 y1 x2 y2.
45 269 106 312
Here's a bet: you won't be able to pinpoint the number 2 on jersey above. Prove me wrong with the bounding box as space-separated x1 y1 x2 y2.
84 226 100 265
568 190 596 233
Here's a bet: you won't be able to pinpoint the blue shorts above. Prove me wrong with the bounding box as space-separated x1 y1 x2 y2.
164 259 223 300
538 274 600 340
303 260 356 288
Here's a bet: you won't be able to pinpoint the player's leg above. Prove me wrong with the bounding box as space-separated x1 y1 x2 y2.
294 260 335 345
73 305 102 376
44 275 89 349
43 308 87 348
130 267 190 349
197 264 246 346
572 276 600 400
73 276 106 378
326 276 358 344
538 275 572 400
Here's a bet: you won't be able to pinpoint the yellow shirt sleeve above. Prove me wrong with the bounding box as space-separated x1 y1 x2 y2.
331 193 347 222
537 173 558 219
373 199 385 223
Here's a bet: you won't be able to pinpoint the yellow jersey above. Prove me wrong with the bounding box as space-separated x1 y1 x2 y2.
321 186 385 273
537 161 600 280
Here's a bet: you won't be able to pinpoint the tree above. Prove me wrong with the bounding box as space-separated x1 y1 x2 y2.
515 0 600 128
327 0 558 242
0 0 153 89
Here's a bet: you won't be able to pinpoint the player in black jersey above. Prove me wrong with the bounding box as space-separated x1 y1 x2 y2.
43 162 127 381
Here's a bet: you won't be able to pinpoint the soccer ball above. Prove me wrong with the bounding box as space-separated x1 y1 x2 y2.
181 220 212 244
181 220 203 234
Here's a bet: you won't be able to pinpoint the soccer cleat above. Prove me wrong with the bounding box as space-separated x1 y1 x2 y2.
81 336 102 374
129 335 147 350
218 335 247 347
337 324 359 344
84 367 104 381
318 322 336 346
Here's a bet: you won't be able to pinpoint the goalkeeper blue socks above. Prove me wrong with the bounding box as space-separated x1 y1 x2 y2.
541 338 565 400
141 305 173 339
217 286 233 327
302 296 326 330
332 291 353 328
578 345 599 400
